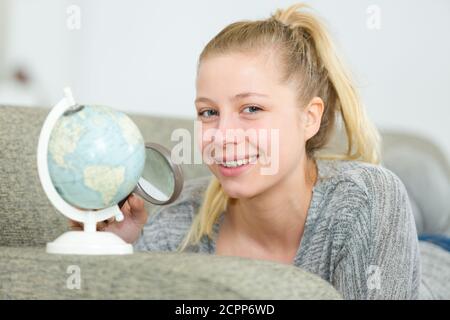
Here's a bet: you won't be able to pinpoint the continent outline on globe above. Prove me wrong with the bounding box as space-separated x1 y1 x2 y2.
47 104 146 210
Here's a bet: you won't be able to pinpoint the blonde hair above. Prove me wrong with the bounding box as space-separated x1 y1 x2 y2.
178 3 381 252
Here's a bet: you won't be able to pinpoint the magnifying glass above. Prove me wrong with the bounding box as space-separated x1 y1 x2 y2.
118 142 184 208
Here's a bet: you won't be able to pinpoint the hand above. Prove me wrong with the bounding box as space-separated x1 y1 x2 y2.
68 193 148 244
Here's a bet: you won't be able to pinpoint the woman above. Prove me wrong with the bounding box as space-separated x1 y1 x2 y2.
72 3 420 299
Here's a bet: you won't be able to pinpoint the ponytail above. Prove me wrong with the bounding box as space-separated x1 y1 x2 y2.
271 3 380 163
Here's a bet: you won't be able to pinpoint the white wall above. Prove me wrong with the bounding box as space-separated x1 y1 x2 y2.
2 0 449 159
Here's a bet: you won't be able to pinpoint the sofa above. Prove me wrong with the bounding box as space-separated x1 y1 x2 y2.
0 105 449 299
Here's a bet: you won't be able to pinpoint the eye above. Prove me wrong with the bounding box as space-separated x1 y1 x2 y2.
198 109 219 119
242 105 262 114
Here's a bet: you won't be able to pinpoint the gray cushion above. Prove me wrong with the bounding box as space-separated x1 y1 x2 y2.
418 242 450 299
0 106 67 246
0 246 341 299
381 132 450 236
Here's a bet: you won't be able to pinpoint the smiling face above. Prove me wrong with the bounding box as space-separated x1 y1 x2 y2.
195 50 322 199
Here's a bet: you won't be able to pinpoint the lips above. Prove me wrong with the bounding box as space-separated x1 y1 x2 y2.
215 154 259 164
217 156 258 177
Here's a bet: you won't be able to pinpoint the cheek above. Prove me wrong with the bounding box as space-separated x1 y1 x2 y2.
270 122 305 172
196 123 217 163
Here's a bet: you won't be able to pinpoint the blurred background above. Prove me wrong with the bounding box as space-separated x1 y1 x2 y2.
0 0 449 159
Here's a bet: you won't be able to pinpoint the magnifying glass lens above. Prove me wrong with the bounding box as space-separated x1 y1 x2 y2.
118 143 183 207
140 147 174 201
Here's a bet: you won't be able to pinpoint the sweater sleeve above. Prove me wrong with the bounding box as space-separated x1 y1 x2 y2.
332 166 421 299
133 176 211 252
133 205 171 252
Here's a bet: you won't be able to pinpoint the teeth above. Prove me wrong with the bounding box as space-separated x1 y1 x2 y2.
221 155 258 168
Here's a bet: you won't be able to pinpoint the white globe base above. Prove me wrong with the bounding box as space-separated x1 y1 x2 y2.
46 231 133 255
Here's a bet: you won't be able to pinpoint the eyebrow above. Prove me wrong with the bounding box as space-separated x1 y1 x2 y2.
195 92 269 105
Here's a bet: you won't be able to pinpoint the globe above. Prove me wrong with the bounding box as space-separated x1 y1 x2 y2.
47 104 145 210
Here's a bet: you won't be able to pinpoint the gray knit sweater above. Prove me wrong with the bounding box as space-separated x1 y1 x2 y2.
134 159 421 300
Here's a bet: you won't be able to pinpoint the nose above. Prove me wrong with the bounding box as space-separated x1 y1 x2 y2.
216 112 243 145
213 112 254 162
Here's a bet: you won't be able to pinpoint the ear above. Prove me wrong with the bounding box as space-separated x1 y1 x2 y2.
302 97 324 141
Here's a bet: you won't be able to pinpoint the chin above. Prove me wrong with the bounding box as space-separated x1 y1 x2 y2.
214 174 262 199
221 183 259 199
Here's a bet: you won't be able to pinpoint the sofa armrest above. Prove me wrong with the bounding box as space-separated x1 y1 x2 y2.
0 246 341 300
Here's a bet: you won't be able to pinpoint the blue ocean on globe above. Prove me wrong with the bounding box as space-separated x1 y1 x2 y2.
48 105 145 210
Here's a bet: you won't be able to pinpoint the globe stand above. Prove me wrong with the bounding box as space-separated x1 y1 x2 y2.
46 231 133 255
38 88 133 255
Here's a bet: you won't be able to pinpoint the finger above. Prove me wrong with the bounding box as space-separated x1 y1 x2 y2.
102 217 115 224
118 196 129 210
128 193 145 212
68 219 81 227
119 198 132 217
96 221 108 231
70 224 83 231
68 219 83 230
128 194 148 225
